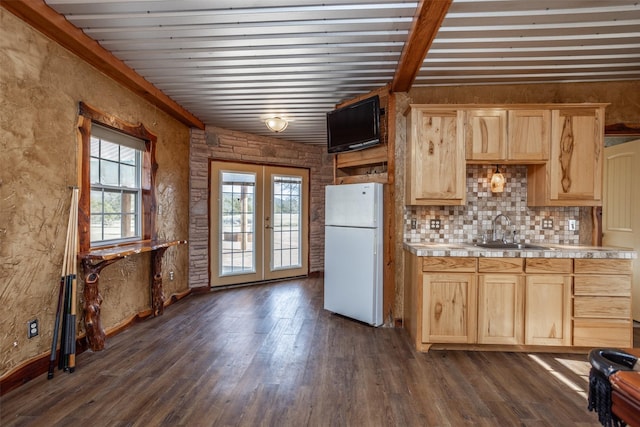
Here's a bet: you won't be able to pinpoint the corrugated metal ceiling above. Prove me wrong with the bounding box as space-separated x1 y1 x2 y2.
42 0 640 144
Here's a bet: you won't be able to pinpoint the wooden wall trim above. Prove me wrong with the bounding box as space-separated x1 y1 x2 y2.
0 0 204 130
605 122 640 136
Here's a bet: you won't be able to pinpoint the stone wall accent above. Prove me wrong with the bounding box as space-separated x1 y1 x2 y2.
189 127 334 288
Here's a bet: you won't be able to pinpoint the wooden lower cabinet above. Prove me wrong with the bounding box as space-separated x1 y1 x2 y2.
477 274 524 345
524 275 572 346
405 252 632 352
572 259 633 347
422 273 477 344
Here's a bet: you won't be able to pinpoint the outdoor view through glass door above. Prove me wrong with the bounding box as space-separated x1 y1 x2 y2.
210 161 309 286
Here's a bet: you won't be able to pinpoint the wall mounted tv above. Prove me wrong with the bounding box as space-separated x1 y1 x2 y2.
326 95 381 154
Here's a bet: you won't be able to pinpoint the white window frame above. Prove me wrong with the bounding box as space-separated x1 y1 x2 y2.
89 124 144 247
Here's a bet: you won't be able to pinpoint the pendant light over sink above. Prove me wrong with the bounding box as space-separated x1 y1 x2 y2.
491 165 505 193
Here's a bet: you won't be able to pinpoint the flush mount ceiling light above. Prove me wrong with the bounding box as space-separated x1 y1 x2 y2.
264 117 288 133
490 165 505 193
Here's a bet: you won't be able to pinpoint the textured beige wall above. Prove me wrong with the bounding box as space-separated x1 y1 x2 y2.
0 10 190 377
408 80 640 124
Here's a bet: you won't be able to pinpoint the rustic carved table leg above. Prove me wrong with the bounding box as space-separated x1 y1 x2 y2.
81 258 118 351
151 247 168 316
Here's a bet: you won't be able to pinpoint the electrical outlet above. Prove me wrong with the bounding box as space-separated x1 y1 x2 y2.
410 219 417 230
568 220 577 231
430 219 441 230
542 218 554 230
27 319 38 339
169 270 175 281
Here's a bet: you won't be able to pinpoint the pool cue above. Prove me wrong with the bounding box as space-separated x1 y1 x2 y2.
67 188 79 373
48 189 73 379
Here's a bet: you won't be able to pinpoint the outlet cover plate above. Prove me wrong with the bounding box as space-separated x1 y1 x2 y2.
27 319 38 339
542 218 554 230
430 219 441 230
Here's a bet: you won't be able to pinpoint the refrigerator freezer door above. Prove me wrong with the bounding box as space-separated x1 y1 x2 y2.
324 225 383 326
325 183 382 228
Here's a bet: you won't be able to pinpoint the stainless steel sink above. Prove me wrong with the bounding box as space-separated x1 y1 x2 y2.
474 242 551 250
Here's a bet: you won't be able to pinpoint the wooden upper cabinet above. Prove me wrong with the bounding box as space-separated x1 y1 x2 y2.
550 107 603 203
507 109 550 161
528 104 606 206
405 106 466 205
465 109 507 161
465 108 550 162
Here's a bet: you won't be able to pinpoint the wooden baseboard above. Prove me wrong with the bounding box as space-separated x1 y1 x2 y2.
0 289 192 396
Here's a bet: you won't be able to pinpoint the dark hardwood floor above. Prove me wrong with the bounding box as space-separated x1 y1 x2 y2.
0 277 618 426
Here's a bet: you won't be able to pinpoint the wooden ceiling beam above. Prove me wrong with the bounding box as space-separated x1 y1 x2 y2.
0 0 205 130
391 0 452 93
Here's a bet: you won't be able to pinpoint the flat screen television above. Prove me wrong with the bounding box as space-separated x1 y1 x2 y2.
326 95 380 153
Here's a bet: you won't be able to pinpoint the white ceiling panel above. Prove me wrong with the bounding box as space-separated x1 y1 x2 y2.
416 0 640 87
41 0 640 145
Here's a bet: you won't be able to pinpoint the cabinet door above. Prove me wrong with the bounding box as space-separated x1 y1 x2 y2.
549 107 603 204
465 109 507 161
406 108 465 205
508 109 550 161
422 273 476 344
477 274 524 345
525 275 572 346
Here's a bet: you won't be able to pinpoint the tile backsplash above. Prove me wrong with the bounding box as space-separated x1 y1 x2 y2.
404 164 581 245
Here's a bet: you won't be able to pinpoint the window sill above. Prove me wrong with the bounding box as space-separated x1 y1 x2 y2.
80 239 187 261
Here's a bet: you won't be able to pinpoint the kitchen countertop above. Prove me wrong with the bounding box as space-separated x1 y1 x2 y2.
404 242 637 259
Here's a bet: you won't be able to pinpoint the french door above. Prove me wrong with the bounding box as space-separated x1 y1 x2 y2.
209 161 309 287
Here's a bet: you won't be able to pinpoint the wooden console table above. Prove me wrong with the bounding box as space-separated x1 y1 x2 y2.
79 239 187 351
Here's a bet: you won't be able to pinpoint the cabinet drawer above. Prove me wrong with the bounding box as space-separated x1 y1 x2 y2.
478 257 523 273
573 318 632 348
422 257 476 272
574 275 631 296
525 258 572 274
574 259 632 274
574 296 631 318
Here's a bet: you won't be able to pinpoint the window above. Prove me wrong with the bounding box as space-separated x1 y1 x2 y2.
220 171 256 275
77 102 157 253
89 125 144 245
271 175 302 270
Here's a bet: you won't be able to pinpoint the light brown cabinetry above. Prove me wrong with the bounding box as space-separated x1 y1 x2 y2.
572 259 632 347
465 109 507 161
508 109 551 161
420 257 477 344
477 258 524 345
405 103 606 207
422 272 477 344
524 275 572 346
523 258 572 346
528 105 606 206
405 252 631 352
405 106 466 205
465 108 550 163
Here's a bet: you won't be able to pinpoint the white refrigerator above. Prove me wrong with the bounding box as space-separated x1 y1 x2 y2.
324 183 383 326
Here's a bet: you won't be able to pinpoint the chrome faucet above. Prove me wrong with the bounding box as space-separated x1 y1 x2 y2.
492 213 511 242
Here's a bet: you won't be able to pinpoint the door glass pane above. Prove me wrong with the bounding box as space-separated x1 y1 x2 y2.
271 175 302 270
220 172 256 276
